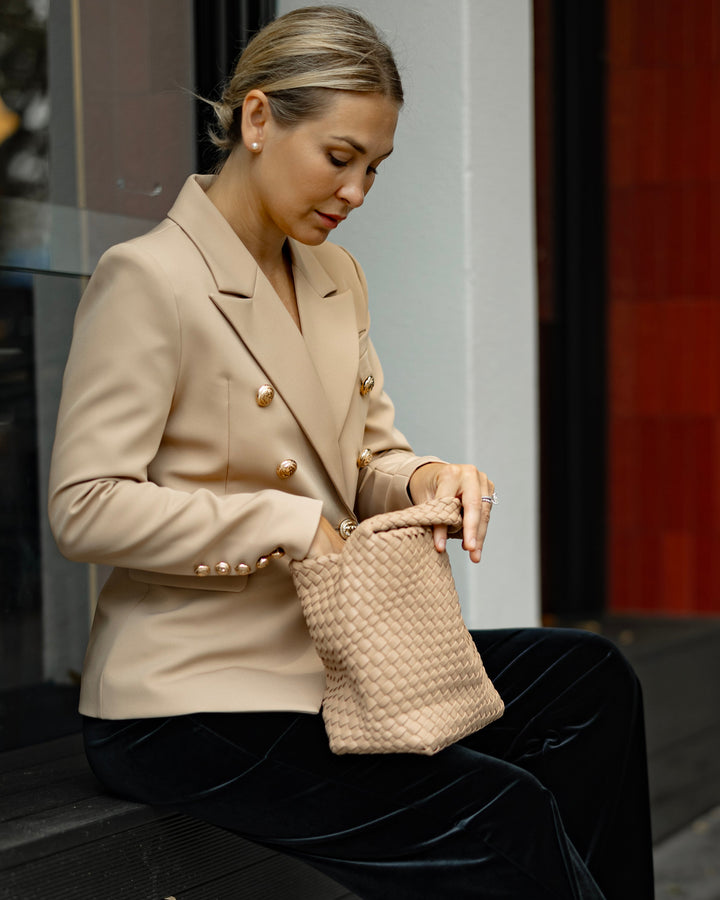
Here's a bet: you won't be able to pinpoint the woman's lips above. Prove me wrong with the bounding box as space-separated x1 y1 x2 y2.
316 211 346 229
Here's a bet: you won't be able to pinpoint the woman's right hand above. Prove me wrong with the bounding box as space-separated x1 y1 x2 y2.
306 515 345 558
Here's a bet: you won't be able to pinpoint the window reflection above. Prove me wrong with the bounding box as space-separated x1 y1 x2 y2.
0 0 49 749
0 0 273 751
0 0 49 200
0 0 196 750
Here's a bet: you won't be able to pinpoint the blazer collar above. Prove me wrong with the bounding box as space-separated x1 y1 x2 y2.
167 174 259 297
167 175 358 508
167 174 339 299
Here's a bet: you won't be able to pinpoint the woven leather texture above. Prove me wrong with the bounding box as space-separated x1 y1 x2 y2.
290 497 504 755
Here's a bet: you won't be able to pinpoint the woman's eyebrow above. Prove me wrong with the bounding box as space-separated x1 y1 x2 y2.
330 135 394 158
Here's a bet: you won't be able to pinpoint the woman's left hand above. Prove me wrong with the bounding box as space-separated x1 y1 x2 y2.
408 462 495 563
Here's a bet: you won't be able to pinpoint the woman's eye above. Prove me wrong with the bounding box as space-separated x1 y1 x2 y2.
329 154 379 176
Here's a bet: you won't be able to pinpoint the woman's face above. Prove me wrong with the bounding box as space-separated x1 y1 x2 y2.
252 91 399 246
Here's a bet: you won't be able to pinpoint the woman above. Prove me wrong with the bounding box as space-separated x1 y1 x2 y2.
49 7 654 898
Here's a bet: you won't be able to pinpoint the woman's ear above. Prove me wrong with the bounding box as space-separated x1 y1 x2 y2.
241 89 272 153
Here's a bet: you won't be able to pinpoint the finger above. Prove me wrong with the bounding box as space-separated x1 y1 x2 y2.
464 477 494 562
462 497 488 563
472 501 492 562
433 523 448 553
462 474 488 547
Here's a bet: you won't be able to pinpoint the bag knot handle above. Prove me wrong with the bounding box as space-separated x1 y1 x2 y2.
354 497 463 538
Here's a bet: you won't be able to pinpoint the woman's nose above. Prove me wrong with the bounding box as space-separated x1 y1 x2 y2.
337 177 365 209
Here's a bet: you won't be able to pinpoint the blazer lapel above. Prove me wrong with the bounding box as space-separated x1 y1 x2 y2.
211 282 352 506
167 176 357 507
290 240 359 437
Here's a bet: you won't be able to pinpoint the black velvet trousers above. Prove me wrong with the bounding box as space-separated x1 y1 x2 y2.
83 628 655 899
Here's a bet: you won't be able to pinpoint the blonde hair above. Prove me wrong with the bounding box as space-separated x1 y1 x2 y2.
208 5 403 157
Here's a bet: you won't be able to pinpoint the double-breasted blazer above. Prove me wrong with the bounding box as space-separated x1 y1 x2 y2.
49 174 439 719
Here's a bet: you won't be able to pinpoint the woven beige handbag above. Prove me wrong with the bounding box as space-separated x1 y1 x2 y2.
290 497 504 755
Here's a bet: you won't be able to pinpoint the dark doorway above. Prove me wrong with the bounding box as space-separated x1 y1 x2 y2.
535 0 608 619
194 0 275 174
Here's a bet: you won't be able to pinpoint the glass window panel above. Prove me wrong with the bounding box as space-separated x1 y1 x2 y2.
1 0 274 751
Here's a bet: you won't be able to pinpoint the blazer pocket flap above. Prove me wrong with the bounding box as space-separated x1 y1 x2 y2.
128 569 248 592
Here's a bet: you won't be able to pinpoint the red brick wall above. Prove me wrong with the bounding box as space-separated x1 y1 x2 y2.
607 0 720 613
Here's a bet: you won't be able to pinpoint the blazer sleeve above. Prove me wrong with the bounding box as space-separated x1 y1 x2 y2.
339 249 444 520
354 353 441 519
48 241 323 575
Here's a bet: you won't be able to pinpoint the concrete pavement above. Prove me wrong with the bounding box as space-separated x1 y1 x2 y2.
654 805 720 899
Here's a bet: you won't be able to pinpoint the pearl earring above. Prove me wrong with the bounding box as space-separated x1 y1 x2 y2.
251 142 260 151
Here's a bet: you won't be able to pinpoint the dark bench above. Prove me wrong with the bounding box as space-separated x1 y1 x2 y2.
0 734 357 900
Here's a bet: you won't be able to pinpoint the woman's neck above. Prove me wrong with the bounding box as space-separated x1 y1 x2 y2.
205 157 301 330
205 154 285 273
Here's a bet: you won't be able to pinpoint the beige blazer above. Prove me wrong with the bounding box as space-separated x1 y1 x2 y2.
49 174 439 719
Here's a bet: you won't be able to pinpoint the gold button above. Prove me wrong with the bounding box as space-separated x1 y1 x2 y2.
357 448 374 468
215 562 231 576
256 384 275 407
194 564 211 577
256 556 270 569
360 375 375 396
270 547 285 559
235 563 251 575
276 459 297 479
338 517 358 540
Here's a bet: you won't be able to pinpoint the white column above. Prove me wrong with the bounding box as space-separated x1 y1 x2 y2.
278 0 539 627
